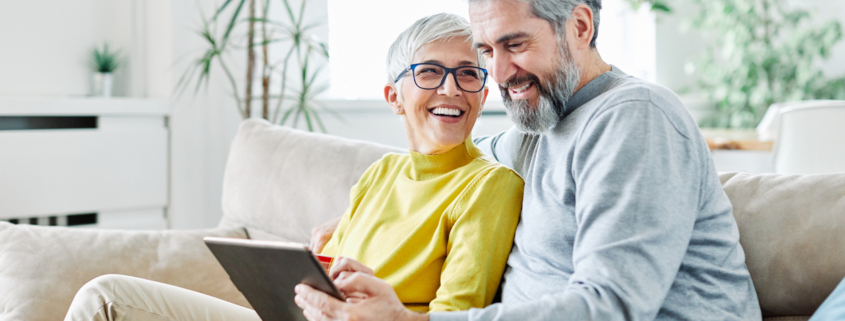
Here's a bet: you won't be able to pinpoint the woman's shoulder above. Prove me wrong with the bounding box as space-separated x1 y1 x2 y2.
360 152 409 177
372 152 410 168
467 155 524 184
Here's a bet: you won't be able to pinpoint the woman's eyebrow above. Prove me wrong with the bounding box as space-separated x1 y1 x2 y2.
420 60 477 66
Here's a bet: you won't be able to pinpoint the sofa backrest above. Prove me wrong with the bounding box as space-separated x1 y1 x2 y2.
221 119 845 318
720 172 845 317
219 119 403 243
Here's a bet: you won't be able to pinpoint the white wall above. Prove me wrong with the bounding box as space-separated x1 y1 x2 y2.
1 0 119 96
3 0 842 230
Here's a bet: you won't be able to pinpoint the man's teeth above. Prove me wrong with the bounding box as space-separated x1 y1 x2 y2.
431 107 462 117
511 82 532 93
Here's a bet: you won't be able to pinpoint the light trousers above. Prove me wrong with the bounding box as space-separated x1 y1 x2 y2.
64 274 262 321
809 276 845 321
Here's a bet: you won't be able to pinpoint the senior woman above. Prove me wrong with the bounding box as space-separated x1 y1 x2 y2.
63 13 522 321
316 13 523 313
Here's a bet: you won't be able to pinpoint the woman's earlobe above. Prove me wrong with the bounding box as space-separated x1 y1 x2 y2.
384 84 404 115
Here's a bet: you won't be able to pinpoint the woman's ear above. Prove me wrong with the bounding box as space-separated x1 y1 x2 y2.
384 83 404 115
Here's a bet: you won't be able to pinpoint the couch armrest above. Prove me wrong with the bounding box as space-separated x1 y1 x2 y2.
0 222 250 321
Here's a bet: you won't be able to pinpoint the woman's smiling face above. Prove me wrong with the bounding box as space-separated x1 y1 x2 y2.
385 38 489 155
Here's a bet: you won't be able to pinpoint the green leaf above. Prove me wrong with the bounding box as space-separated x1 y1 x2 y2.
90 42 122 72
221 0 247 46
651 3 671 12
213 0 237 21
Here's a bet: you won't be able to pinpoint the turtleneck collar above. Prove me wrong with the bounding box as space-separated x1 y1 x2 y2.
408 136 480 181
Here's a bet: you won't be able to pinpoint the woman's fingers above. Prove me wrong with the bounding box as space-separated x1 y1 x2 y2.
310 216 342 254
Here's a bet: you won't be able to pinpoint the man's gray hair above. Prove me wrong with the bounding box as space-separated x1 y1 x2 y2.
470 0 602 47
386 13 485 86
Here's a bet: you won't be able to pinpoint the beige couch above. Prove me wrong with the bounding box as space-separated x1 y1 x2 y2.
1 119 843 321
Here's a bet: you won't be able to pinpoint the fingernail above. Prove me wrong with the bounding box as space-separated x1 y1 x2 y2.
294 284 303 292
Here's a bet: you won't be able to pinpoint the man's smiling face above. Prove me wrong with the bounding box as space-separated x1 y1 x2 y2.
469 0 583 134
469 0 562 107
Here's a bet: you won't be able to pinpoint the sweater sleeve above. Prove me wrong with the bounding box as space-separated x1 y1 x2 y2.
472 127 524 170
431 101 701 321
428 167 524 312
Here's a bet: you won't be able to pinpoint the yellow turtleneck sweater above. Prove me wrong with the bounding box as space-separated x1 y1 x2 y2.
320 138 523 313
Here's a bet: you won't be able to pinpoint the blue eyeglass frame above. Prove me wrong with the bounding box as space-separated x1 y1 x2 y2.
394 63 489 93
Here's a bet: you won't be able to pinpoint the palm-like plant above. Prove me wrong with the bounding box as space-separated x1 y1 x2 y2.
176 0 333 132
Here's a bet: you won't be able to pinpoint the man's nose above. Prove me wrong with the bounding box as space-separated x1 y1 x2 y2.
489 53 516 85
437 72 462 97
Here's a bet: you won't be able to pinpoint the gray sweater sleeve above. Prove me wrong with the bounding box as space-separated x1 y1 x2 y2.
473 127 524 171
433 101 702 321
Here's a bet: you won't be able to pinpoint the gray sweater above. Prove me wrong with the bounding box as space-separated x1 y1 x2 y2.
431 67 761 321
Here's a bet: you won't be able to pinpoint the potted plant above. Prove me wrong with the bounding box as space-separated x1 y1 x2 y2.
177 0 333 132
685 0 845 129
90 43 121 97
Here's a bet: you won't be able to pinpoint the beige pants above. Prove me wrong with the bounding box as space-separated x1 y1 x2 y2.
64 275 261 321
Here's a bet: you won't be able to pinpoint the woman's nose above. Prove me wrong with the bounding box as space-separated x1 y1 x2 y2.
437 72 462 96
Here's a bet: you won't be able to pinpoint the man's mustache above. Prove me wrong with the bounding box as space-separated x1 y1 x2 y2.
499 73 542 91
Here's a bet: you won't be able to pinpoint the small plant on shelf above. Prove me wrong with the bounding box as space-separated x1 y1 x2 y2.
89 43 121 97
90 43 121 73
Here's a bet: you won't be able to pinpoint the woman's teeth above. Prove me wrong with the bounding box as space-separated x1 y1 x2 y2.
511 82 532 93
431 107 462 117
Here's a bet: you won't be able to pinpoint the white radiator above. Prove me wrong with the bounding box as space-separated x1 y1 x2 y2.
0 97 169 229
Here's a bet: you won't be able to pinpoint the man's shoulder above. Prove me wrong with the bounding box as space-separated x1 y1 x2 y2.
586 75 699 139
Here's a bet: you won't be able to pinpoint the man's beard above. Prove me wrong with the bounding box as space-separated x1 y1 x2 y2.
500 38 581 134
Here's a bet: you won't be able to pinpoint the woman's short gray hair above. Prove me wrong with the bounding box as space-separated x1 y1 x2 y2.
386 13 484 85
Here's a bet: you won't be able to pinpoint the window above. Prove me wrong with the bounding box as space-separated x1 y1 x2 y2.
327 0 656 100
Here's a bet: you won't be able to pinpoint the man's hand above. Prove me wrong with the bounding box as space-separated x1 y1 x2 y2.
294 273 427 321
329 257 374 281
328 257 375 303
310 216 341 254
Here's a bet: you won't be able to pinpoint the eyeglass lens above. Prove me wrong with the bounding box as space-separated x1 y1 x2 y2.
413 64 485 92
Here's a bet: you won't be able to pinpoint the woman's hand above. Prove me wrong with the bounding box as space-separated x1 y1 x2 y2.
310 216 341 254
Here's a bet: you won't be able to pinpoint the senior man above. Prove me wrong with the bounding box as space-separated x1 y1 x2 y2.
296 0 762 320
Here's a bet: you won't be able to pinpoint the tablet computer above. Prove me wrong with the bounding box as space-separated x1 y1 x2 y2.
204 237 345 321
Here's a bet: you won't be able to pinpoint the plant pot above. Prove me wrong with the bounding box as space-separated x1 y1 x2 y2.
91 72 114 97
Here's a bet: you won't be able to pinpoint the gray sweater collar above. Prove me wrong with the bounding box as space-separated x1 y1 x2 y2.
562 65 626 116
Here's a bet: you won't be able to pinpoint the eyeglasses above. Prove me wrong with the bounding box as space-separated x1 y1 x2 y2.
394 63 488 93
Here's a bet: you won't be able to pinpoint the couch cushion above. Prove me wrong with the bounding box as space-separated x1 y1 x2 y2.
720 172 845 317
219 119 404 243
0 222 249 321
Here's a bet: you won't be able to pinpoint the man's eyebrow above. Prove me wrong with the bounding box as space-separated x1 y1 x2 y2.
474 32 529 49
495 32 529 45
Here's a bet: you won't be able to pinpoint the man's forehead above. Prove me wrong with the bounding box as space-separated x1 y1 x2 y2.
468 0 535 24
468 1 543 46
